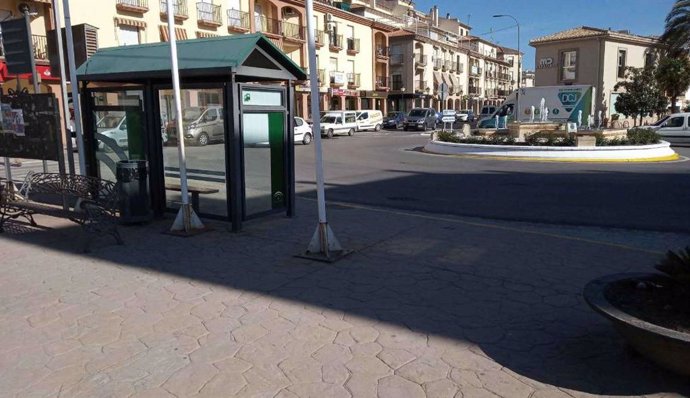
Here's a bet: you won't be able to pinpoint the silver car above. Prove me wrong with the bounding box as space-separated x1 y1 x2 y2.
168 106 224 146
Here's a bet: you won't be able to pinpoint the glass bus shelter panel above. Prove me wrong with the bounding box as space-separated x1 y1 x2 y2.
159 88 228 218
93 109 145 182
242 111 285 217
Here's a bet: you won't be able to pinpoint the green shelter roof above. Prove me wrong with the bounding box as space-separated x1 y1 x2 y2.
77 33 306 82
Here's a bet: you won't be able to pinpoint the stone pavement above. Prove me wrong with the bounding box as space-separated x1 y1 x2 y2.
0 198 689 398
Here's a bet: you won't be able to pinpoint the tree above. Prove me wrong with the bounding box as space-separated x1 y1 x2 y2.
614 66 668 126
661 0 690 56
656 55 690 113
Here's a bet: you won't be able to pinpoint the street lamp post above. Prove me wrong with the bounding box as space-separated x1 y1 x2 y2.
493 14 520 122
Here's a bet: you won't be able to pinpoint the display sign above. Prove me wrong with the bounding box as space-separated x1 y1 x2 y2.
538 57 555 69
0 92 61 161
242 89 282 106
331 72 346 85
330 88 359 97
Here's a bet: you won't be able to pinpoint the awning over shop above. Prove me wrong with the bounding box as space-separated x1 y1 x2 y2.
0 62 60 83
450 75 461 93
77 33 307 82
433 71 442 84
441 73 452 88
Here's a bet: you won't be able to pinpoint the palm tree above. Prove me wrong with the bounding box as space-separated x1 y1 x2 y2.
661 0 690 55
656 55 690 112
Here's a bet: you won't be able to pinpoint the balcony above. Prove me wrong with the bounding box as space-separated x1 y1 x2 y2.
376 76 389 90
256 16 281 36
318 69 326 83
197 2 221 26
314 30 325 47
160 0 188 20
32 35 48 60
346 37 360 55
347 73 361 88
470 66 482 77
497 89 511 97
330 71 345 86
457 63 464 74
414 79 427 92
117 0 149 13
414 53 427 67
468 86 480 95
376 45 389 59
329 34 343 51
282 21 305 42
391 80 403 90
389 54 403 65
433 58 442 70
443 60 453 72
499 73 511 82
227 9 249 32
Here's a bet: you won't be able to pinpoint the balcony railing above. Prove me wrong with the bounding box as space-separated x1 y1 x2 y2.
330 71 345 86
346 37 360 54
390 54 403 65
414 79 427 92
347 73 361 87
227 9 249 31
414 53 427 67
391 80 403 90
160 0 188 19
443 60 452 71
376 46 389 58
282 20 305 41
117 0 149 12
256 16 281 35
433 58 442 70
314 29 325 46
457 63 464 74
497 89 511 97
500 73 511 81
32 35 48 60
468 86 480 95
329 34 343 51
197 2 221 26
376 76 389 89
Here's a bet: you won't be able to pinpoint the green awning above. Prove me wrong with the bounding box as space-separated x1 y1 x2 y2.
77 33 306 82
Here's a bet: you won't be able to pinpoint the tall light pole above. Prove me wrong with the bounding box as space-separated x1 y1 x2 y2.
493 14 520 122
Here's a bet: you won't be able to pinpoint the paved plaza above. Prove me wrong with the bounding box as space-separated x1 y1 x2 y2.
1 197 689 397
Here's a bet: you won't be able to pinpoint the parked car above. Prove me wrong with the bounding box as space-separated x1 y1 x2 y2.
320 111 358 137
96 112 128 151
403 108 437 131
646 113 690 145
355 110 384 131
479 105 497 120
383 111 405 129
167 105 224 146
456 109 475 122
293 116 313 145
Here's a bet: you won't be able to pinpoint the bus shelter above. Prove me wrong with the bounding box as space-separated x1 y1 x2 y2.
76 34 307 231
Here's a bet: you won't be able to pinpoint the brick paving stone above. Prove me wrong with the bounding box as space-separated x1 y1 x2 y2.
161 362 219 397
424 378 459 398
196 371 247 397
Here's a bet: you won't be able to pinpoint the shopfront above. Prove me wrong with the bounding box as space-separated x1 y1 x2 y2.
76 34 306 231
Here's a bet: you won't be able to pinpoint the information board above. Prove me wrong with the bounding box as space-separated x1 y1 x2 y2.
0 92 61 161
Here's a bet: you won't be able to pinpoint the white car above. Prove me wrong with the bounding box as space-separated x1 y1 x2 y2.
96 113 128 151
294 117 313 145
320 111 358 138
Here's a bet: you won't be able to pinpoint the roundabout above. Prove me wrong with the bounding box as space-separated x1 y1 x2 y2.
424 138 680 163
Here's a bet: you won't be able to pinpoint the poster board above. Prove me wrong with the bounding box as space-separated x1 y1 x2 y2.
0 92 61 161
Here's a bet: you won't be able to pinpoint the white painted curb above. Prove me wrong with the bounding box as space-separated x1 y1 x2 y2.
424 140 678 161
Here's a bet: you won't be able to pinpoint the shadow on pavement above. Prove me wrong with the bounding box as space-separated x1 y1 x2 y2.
1 195 689 395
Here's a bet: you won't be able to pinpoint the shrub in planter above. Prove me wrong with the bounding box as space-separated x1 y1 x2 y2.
525 131 575 147
627 128 661 145
436 131 461 143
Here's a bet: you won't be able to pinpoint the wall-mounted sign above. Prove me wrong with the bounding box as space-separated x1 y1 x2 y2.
0 93 60 161
242 89 282 106
331 72 346 85
537 57 555 69
329 88 359 97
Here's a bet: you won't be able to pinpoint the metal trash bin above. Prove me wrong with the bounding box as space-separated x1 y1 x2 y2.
116 160 152 224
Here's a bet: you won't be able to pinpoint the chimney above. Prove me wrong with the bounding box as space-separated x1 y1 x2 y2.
432 5 439 27
446 13 450 19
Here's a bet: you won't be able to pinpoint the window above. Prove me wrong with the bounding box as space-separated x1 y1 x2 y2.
645 51 656 68
617 49 627 78
560 50 577 81
294 117 303 127
666 116 684 128
118 25 140 46
329 57 338 72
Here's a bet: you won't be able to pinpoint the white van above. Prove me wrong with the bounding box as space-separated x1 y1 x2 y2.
320 111 358 138
647 112 690 145
356 110 383 131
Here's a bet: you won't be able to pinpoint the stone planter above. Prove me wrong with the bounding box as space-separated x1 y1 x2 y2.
583 273 690 377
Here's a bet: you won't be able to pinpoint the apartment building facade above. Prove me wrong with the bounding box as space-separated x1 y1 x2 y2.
530 26 658 119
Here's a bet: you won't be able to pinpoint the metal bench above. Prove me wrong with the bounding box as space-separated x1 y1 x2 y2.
0 172 123 252
165 182 220 214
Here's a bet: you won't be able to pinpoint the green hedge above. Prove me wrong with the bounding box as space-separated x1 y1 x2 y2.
437 128 663 147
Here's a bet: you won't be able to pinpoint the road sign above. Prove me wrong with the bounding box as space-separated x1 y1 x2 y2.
439 82 449 102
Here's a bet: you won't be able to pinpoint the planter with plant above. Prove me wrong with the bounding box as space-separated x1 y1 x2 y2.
584 247 690 376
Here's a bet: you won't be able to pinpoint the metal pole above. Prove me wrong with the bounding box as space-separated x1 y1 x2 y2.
167 0 204 233
20 5 48 173
52 0 75 175
62 0 86 175
304 0 343 258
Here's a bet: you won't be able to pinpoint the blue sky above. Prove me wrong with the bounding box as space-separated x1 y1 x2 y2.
413 0 676 69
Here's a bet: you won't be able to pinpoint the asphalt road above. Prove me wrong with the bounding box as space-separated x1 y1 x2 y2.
295 129 690 233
